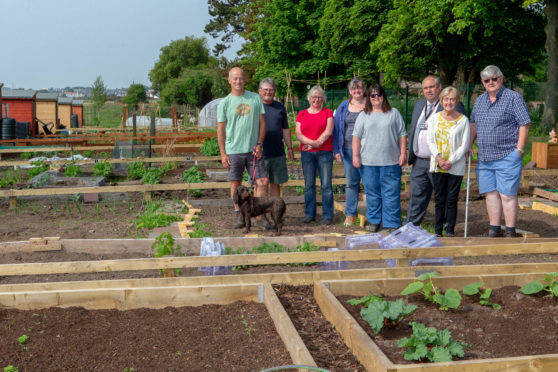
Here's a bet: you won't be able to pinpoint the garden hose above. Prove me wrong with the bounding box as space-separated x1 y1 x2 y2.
260 365 331 372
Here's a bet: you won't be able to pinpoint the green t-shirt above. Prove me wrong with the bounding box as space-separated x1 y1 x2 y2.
217 91 265 154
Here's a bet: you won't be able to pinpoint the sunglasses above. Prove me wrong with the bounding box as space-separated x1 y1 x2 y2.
369 93 382 98
483 77 499 84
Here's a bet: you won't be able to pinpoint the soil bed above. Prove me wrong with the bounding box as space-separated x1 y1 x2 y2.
338 286 558 364
274 284 365 371
0 301 291 371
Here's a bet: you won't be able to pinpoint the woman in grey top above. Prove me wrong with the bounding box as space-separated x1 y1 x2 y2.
352 84 407 232
333 78 367 226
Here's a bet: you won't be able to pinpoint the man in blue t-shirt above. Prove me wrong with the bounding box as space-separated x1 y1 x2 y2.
258 78 294 197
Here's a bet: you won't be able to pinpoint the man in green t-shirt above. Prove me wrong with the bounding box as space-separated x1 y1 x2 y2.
217 67 269 229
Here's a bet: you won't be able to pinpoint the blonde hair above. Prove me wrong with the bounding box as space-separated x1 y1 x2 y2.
439 86 460 103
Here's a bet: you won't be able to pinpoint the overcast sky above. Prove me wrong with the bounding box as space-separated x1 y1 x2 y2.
0 0 242 90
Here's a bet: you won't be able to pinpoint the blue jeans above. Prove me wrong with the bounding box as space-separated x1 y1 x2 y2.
342 147 361 217
360 164 402 228
301 151 334 221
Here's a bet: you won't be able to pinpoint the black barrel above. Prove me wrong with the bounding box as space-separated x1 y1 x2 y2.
16 122 30 139
71 114 79 128
1 118 16 140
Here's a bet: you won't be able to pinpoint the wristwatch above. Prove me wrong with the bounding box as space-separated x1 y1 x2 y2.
516 148 524 153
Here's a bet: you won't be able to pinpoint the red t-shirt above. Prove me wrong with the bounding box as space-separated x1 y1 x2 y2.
296 108 334 152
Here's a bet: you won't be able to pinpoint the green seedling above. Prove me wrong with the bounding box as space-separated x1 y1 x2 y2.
401 272 461 310
141 167 165 184
360 298 417 334
239 305 252 337
83 150 94 157
226 242 288 270
27 159 49 178
188 221 213 238
136 201 182 229
71 194 82 214
520 272 558 298
347 294 383 307
397 322 471 362
17 334 29 348
4 366 19 372
463 282 501 309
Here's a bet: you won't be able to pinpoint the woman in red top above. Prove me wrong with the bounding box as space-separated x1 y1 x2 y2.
295 85 334 225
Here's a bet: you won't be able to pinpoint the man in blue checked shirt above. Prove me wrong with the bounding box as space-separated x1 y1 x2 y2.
470 65 531 238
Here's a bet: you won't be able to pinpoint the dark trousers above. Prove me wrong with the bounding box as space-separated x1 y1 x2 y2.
406 158 433 225
432 172 463 235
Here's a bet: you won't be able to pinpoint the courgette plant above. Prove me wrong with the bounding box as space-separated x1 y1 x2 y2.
349 295 417 334
397 322 471 362
401 272 462 311
463 282 501 309
520 272 558 298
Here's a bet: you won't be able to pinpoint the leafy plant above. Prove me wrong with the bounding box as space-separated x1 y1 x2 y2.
64 162 82 177
401 272 461 311
200 137 220 156
347 295 383 307
463 282 501 309
71 194 82 214
397 322 471 362
135 201 182 229
20 151 35 159
290 241 320 266
83 150 94 158
182 166 204 198
27 159 49 178
360 299 418 334
4 366 18 372
226 242 288 270
239 304 252 337
0 170 23 188
127 161 145 180
141 167 165 184
151 232 183 276
520 272 558 298
92 160 113 177
98 151 111 159
188 220 213 238
17 334 29 347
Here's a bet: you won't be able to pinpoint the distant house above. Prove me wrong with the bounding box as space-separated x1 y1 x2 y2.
58 96 73 129
1 88 38 136
36 92 59 134
72 100 84 126
0 83 4 118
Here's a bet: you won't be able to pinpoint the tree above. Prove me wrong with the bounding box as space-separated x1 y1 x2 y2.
205 0 252 56
371 0 546 86
122 84 147 111
524 0 557 131
90 75 108 125
148 36 227 106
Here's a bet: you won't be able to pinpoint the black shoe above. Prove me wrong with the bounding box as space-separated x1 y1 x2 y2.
504 230 521 238
233 212 245 229
481 229 503 238
302 216 315 223
366 224 380 233
321 219 332 225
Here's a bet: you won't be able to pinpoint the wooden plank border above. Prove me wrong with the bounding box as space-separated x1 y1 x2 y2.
2 261 558 293
318 274 558 371
263 283 317 367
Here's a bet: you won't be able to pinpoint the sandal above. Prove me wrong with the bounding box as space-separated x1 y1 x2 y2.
343 216 356 227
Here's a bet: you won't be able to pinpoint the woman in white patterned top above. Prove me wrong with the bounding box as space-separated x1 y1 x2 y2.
426 87 470 237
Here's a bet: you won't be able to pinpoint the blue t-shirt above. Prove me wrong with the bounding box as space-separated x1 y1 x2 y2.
263 100 289 158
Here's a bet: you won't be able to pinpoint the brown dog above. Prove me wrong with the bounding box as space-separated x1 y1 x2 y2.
233 185 286 235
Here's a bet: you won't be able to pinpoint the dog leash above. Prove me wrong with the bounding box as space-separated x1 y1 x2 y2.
250 146 258 192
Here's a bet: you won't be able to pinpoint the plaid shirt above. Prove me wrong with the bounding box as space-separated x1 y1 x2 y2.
471 87 530 161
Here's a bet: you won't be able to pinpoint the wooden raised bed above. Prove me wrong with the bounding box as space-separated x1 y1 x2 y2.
315 274 558 371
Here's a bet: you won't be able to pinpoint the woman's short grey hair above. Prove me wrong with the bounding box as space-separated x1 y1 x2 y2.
439 86 460 103
480 65 503 80
307 85 326 102
259 77 276 90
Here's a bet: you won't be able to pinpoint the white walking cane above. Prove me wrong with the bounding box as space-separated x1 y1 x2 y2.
464 151 472 238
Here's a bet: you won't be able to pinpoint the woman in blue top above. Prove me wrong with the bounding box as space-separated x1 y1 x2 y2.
333 78 367 226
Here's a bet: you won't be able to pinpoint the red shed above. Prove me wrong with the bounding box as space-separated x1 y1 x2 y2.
72 100 84 126
1 88 38 136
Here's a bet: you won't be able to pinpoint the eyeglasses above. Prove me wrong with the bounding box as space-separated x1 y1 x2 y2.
310 96 324 100
369 94 382 98
483 77 500 84
261 89 275 92
350 86 364 91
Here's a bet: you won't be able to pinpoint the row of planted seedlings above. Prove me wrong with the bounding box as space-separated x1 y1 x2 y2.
316 269 558 371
